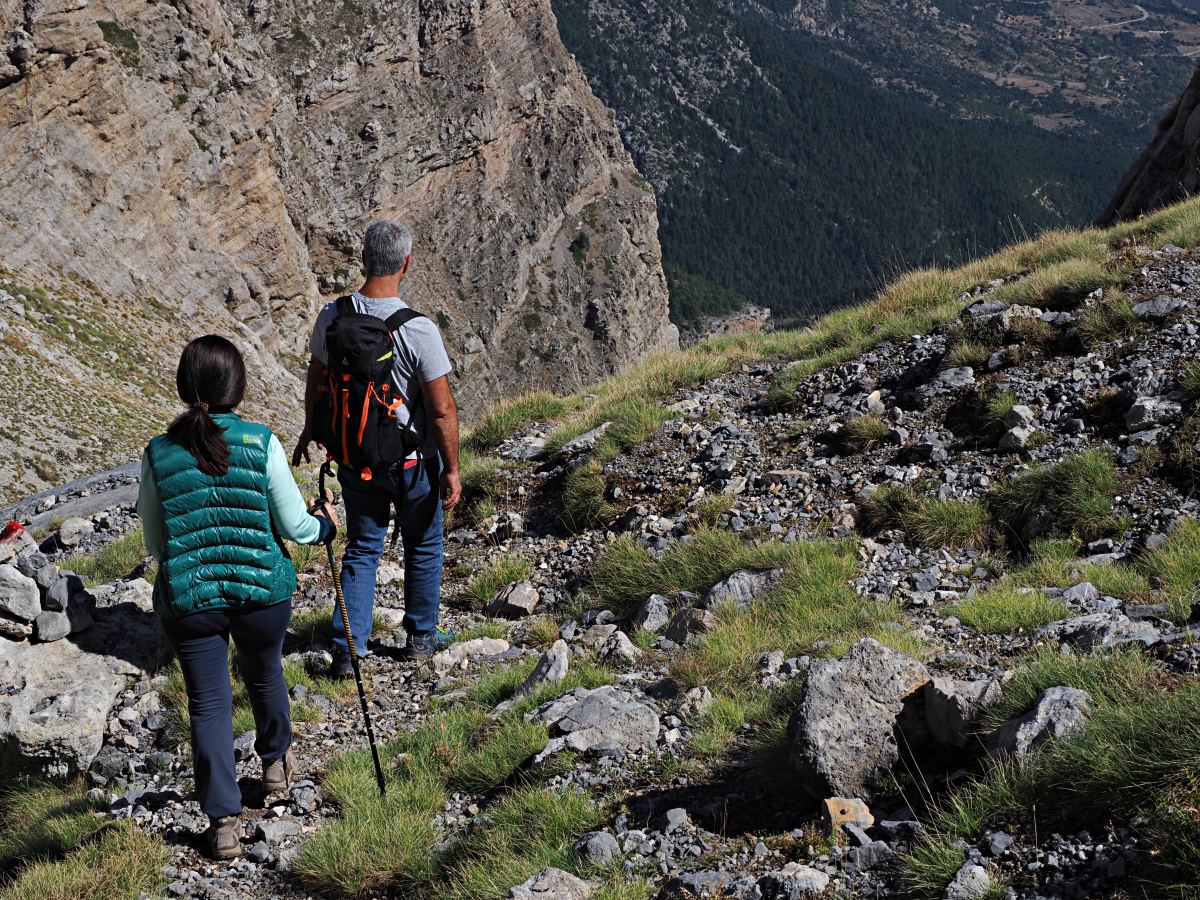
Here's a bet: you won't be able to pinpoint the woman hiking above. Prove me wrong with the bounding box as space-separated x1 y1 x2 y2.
137 335 337 860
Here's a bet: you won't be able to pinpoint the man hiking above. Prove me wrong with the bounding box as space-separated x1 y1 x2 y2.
293 220 461 676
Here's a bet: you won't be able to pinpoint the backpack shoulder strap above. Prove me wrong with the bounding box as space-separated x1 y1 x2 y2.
383 308 425 332
334 295 355 319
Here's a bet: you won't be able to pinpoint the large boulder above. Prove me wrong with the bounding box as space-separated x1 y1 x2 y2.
990 686 1091 758
0 595 167 778
788 639 929 800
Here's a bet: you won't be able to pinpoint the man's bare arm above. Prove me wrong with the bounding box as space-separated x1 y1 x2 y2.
423 375 461 510
292 358 325 466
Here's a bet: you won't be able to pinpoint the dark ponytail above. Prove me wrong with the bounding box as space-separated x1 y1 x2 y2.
167 335 247 477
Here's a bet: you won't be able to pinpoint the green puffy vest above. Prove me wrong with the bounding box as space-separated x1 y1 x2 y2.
146 414 297 619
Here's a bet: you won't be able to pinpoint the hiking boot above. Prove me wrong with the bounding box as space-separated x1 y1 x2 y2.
399 626 455 661
206 815 242 860
329 651 355 679
262 749 298 794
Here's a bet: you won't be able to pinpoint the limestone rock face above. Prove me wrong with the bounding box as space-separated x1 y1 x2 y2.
0 0 676 498
1100 67 1200 225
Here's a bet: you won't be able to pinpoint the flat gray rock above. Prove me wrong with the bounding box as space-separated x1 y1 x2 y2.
532 685 660 752
703 567 785 608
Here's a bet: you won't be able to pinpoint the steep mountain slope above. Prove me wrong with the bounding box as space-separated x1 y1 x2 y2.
0 0 681 504
1101 66 1200 224
0 0 676 503
6 197 1200 898
551 0 1198 325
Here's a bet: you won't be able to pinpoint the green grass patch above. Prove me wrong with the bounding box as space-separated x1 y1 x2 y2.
96 20 139 69
1179 361 1200 399
861 486 991 549
942 338 991 372
1140 518 1200 620
691 492 734 528
666 537 918 693
954 586 1071 635
430 787 600 900
988 448 1117 547
905 677 1200 897
837 414 889 453
464 556 532 609
688 691 777 759
977 647 1158 733
584 527 798 618
1 820 167 900
0 780 106 869
991 257 1118 311
465 392 571 453
1077 295 1140 347
296 655 615 896
562 460 614 533
1012 539 1150 600
59 528 147 586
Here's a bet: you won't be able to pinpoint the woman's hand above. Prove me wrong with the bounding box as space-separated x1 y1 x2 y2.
307 497 340 529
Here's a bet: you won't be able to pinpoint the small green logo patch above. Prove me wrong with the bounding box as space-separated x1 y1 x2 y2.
242 434 263 447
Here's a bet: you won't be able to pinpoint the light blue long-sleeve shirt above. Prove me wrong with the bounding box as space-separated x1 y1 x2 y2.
139 433 329 563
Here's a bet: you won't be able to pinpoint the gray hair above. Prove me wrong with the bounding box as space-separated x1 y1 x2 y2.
361 221 413 278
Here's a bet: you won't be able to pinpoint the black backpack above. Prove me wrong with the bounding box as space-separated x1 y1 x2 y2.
312 296 425 482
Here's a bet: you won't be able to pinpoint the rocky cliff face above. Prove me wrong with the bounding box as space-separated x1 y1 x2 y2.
1100 67 1200 226
0 0 675 501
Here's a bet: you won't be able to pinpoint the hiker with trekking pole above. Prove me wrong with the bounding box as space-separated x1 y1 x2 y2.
138 335 339 859
292 220 462 681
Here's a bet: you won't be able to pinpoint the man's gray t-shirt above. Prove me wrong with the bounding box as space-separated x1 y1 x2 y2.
309 292 452 455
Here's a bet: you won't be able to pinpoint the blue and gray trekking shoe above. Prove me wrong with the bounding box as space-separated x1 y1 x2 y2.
400 626 456 660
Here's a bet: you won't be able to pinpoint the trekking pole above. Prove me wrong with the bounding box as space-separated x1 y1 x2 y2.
317 461 387 798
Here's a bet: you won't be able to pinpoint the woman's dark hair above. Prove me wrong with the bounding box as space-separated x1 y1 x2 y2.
167 335 247 477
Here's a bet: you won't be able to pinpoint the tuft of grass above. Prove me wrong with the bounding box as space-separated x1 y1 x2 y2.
988 449 1117 547
0 780 106 868
297 655 614 896
59 528 146 586
464 392 571 453
904 499 991 549
1179 361 1200 399
1077 295 1140 347
669 539 920 693
689 691 777 758
838 414 890 453
1140 518 1200 620
431 788 600 900
561 460 614 532
978 647 1158 733
860 486 990 549
293 759 443 895
992 257 1118 311
464 556 533 610
954 586 1072 635
584 527 797 618
942 338 991 372
1 820 167 900
692 492 734 528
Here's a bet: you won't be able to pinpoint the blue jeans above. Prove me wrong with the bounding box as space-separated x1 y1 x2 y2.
161 599 292 819
333 455 444 657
